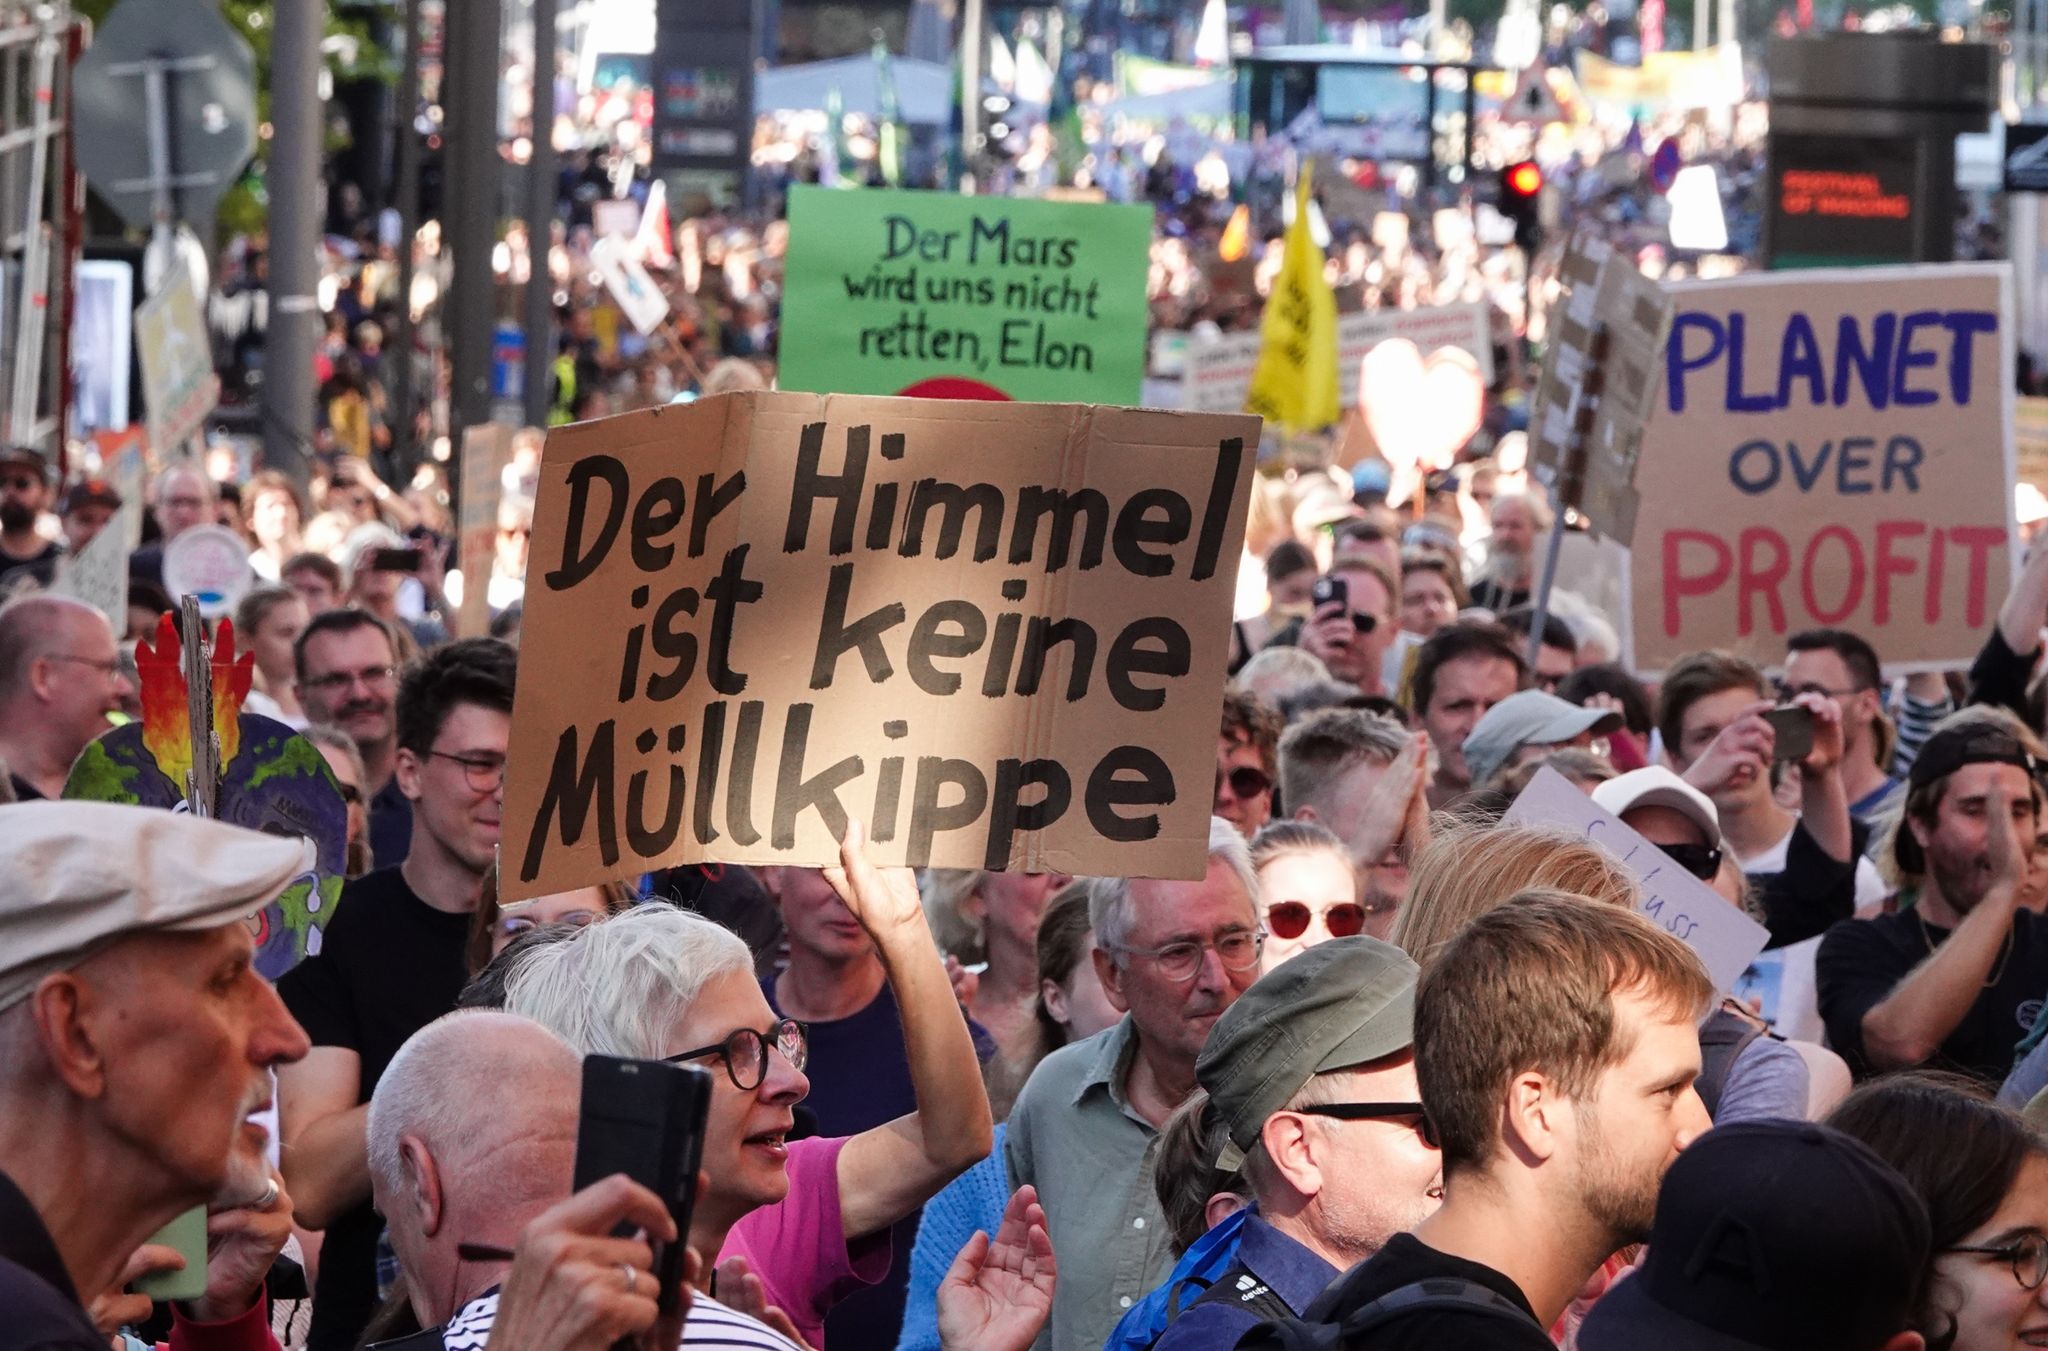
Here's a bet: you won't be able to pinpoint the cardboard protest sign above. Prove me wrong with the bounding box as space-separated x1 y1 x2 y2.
1503 766 1769 993
135 259 220 455
777 186 1153 403
1528 238 1674 542
457 424 512 638
1631 264 2015 675
501 391 1258 900
1184 303 1493 415
55 433 145 630
591 235 671 336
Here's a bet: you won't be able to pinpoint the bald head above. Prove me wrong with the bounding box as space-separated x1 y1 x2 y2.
0 594 106 700
152 461 215 540
368 1010 580 1203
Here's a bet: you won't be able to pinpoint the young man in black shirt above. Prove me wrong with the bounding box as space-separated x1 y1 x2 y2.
276 637 518 1351
1259 897 1713 1349
1817 712 2048 1085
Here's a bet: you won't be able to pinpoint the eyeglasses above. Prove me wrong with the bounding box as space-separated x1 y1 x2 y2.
1215 764 1272 801
1947 1233 2048 1291
664 1018 809 1091
494 905 602 942
44 652 121 676
1266 900 1367 940
1345 612 1378 636
1114 928 1265 983
0 471 39 491
427 749 507 793
304 664 398 695
1297 1101 1428 1123
335 781 364 806
1659 841 1723 882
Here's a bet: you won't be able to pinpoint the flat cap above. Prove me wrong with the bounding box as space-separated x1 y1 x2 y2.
0 802 315 1010
1197 935 1418 1151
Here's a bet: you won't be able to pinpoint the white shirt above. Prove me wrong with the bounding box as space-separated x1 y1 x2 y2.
443 1288 804 1351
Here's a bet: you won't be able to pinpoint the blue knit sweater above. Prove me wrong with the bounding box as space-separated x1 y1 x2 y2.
895 1122 1012 1351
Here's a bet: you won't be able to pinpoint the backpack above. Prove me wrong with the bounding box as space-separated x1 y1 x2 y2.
1237 1276 1543 1350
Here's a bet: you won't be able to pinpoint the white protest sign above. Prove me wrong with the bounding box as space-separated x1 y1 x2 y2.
162 523 253 619
1182 303 1494 415
1502 766 1769 993
54 435 147 629
134 257 221 454
591 235 671 337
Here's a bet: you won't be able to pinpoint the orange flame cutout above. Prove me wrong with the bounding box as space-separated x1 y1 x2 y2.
210 619 255 765
135 613 193 791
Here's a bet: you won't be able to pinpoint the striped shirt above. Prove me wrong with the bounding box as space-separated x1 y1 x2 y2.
442 1287 805 1351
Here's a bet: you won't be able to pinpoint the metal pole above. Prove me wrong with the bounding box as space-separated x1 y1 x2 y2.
444 0 505 494
262 0 320 490
391 0 422 475
960 0 983 190
523 0 557 429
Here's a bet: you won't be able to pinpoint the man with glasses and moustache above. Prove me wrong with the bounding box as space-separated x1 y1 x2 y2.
277 637 518 1351
296 609 411 866
1005 818 1264 1350
0 594 135 800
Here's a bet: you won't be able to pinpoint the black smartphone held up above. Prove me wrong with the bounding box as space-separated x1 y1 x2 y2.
574 1055 713 1320
370 546 424 573
1764 704 1817 763
1310 574 1349 613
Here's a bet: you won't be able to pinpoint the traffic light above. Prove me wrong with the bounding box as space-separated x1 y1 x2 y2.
1500 160 1544 257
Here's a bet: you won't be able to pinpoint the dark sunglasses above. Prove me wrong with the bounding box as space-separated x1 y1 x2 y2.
1659 841 1723 882
1298 1101 1428 1122
1216 764 1272 800
0 471 38 491
1266 900 1367 940
336 781 363 806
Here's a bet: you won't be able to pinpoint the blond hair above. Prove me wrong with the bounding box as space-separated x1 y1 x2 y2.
1393 823 1637 969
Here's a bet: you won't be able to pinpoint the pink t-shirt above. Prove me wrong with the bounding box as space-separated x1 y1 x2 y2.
717 1133 892 1350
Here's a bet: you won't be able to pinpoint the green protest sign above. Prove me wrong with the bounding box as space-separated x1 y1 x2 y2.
778 185 1153 403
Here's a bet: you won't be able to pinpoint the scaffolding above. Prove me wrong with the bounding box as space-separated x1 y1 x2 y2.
0 1 75 461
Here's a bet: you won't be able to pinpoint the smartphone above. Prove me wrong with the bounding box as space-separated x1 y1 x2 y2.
574 1056 712 1319
1310 575 1349 613
1764 705 1817 763
369 546 423 573
133 1205 208 1301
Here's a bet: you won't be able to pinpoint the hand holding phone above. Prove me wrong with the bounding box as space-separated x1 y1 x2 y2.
574 1055 712 1320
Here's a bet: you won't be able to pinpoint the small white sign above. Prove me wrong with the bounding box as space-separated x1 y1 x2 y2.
591 235 671 337
162 523 253 619
1502 766 1770 994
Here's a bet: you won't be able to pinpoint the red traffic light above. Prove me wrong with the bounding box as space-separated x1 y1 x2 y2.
1505 161 1543 198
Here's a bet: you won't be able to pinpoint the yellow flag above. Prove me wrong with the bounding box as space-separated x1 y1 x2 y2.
1245 169 1340 433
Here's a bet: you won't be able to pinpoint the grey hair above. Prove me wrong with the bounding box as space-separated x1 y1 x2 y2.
299 723 366 781
1089 816 1259 962
366 1010 578 1199
920 869 988 964
503 904 755 1058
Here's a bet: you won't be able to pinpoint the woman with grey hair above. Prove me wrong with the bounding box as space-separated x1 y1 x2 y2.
505 822 995 1349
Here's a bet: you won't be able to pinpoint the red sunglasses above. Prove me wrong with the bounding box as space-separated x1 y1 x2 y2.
1266 900 1367 940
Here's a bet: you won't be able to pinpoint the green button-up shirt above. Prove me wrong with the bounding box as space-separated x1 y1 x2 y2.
1004 1016 1174 1351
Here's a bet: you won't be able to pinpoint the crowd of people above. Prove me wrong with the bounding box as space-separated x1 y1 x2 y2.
3 24 2048 1351
7 372 2048 1351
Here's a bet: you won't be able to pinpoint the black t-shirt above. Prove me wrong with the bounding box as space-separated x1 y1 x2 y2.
0 540 59 595
277 866 474 1351
1287 1233 1552 1351
1751 818 1871 950
1817 906 2048 1084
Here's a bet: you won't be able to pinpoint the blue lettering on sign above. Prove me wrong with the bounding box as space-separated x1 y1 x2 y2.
1666 308 1999 415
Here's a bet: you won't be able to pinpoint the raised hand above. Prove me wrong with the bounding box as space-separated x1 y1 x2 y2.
822 817 925 940
936 1185 1057 1351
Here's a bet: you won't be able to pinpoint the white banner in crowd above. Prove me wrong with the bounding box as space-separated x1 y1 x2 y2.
1503 767 1770 993
1180 302 1493 415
